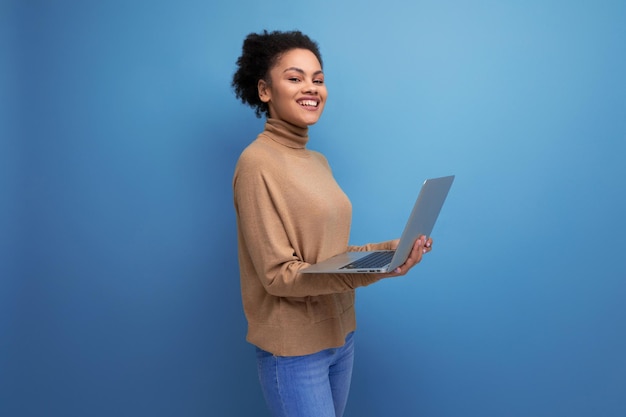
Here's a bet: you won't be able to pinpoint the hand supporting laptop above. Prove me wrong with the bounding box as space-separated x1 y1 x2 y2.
382 235 433 277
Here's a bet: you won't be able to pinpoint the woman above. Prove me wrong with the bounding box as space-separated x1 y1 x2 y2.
231 30 432 417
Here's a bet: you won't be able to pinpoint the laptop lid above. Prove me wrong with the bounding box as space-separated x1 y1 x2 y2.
385 174 455 272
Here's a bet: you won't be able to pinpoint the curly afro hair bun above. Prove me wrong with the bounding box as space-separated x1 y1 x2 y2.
232 30 323 118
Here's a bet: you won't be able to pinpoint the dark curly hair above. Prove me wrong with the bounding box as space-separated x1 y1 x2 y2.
232 30 323 118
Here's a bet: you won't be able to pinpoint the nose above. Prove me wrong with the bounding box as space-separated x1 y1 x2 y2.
302 80 318 94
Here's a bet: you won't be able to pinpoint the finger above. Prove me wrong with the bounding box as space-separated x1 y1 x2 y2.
407 241 425 265
420 237 433 253
392 238 426 275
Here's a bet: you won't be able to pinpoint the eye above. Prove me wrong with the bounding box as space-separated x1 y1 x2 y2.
288 77 301 82
314 79 325 85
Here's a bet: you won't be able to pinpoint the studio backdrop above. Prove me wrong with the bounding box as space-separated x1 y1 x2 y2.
2 1 625 416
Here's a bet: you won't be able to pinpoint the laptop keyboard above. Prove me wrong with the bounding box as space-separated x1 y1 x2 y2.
340 251 395 270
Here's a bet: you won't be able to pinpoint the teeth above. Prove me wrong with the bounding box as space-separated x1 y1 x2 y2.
299 100 318 107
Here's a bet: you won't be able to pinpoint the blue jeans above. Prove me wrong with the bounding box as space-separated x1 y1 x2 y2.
255 332 355 417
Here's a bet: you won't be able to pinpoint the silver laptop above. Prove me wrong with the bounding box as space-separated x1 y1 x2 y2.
301 175 454 274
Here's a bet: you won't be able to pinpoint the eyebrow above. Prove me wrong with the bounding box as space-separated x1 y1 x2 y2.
282 67 324 76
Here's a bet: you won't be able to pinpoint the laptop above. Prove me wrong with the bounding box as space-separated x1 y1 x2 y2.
301 175 454 274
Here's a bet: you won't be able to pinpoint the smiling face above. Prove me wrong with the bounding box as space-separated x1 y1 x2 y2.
257 48 327 128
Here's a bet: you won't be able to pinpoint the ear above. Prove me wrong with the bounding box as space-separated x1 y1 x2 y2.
258 79 271 103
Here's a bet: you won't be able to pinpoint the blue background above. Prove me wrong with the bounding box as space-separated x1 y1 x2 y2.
2 1 625 416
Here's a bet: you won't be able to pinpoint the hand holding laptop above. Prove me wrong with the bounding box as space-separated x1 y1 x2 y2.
382 235 433 276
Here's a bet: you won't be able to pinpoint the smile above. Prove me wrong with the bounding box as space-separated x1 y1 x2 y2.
298 99 319 108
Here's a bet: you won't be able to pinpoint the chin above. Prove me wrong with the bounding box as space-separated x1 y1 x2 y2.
304 114 323 126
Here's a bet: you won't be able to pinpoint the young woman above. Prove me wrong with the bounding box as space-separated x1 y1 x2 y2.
231 30 432 417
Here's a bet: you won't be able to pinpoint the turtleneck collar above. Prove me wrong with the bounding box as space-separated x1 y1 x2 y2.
262 118 309 149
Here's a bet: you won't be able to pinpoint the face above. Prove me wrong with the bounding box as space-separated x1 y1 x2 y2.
258 48 327 128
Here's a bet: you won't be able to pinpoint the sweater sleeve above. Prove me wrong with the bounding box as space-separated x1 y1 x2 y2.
234 158 389 298
347 240 397 252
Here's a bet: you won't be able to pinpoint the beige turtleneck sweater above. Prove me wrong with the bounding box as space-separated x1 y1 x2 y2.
233 118 394 356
